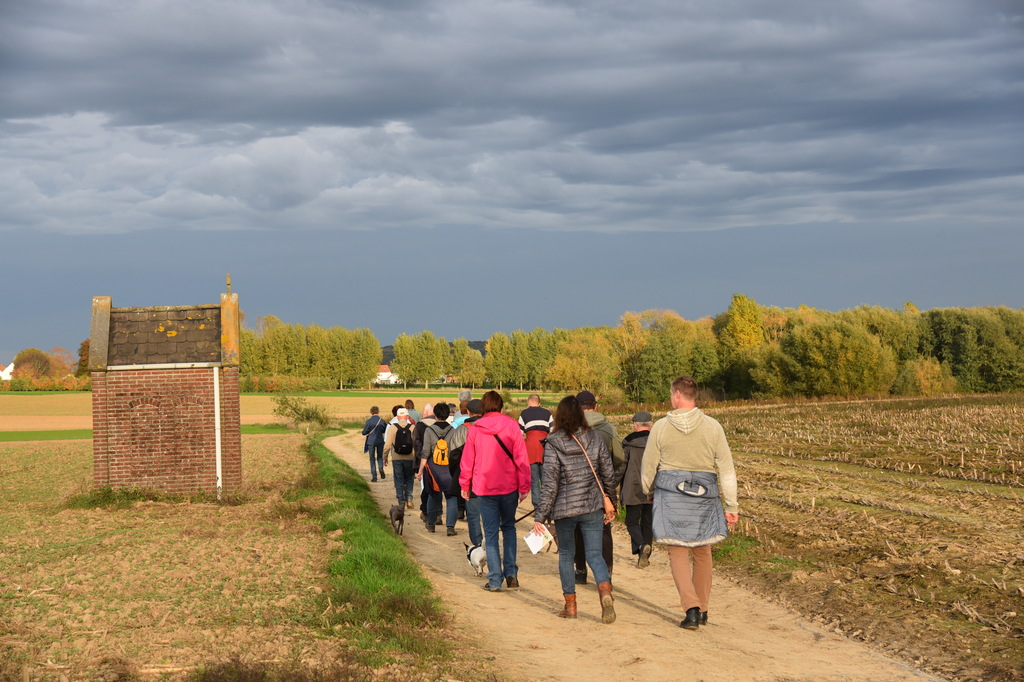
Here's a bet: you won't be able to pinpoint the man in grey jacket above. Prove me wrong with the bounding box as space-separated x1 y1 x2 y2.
573 390 625 583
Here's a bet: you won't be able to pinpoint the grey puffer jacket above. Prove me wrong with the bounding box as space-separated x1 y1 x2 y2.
535 429 618 523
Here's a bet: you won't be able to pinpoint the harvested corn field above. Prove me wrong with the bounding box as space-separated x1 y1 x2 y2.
710 395 1024 680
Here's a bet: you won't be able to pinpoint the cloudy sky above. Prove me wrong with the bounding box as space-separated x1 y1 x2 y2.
2 0 1022 363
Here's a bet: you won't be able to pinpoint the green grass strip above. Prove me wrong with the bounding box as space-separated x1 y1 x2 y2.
0 424 304 442
0 429 92 442
300 431 449 665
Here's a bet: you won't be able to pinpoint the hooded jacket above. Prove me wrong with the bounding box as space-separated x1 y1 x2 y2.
640 407 738 513
584 410 625 473
620 430 651 506
535 428 617 523
458 411 530 497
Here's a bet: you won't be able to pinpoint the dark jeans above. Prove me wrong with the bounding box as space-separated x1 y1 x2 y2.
530 462 543 509
574 521 613 578
426 490 459 528
392 459 415 506
624 503 654 555
367 442 384 479
555 510 610 594
479 492 519 588
465 497 483 546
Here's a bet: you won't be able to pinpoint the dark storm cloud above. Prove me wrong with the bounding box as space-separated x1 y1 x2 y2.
1 0 1022 236
2 1 1023 360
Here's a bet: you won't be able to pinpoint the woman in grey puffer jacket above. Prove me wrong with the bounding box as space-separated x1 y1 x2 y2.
533 395 618 623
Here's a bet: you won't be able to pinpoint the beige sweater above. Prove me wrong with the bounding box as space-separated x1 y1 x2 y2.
383 419 415 461
641 408 738 513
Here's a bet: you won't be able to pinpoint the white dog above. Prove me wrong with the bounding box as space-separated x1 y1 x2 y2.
464 542 487 577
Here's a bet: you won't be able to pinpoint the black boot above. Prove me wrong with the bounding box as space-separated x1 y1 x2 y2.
680 607 700 630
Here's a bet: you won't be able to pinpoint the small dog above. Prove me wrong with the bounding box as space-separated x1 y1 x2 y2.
464 542 487 577
389 505 405 535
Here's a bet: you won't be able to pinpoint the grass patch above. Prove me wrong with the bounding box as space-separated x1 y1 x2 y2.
297 432 448 666
712 533 760 565
0 429 92 441
0 424 299 442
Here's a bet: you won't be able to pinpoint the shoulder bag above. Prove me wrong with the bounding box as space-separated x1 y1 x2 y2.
571 433 617 523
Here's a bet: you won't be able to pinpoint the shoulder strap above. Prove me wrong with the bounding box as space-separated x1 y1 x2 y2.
572 433 606 497
493 434 515 462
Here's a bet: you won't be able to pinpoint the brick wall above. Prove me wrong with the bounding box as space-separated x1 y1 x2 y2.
90 294 242 496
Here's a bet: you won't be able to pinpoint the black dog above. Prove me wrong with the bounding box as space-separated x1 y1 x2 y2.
389 504 405 535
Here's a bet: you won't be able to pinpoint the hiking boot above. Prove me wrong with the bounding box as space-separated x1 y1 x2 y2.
558 594 577 619
406 499 414 509
425 522 436 533
482 583 502 592
598 582 615 624
380 472 386 480
505 576 520 590
446 527 457 536
638 544 652 569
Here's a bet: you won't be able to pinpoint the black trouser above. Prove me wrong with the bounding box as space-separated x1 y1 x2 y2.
574 522 613 577
624 503 654 555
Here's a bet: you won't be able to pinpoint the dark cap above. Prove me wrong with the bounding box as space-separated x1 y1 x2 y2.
632 410 653 423
466 398 484 414
576 390 597 405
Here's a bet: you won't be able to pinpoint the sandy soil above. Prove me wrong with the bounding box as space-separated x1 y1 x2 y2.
324 431 943 682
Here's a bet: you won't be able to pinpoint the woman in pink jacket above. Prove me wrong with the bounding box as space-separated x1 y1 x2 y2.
459 390 531 591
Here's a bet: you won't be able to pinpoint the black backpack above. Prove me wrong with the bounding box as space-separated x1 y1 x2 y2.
393 423 414 455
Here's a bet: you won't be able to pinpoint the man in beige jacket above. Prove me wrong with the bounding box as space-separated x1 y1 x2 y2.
642 376 739 630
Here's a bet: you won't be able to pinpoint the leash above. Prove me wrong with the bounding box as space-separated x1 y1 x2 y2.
515 507 536 523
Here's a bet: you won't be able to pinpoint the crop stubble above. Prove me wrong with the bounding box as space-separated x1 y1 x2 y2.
0 434 352 679
711 395 1024 681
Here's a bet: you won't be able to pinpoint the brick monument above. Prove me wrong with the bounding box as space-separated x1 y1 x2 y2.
89 292 242 497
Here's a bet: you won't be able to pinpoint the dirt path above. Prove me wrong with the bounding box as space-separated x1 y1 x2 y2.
324 433 943 682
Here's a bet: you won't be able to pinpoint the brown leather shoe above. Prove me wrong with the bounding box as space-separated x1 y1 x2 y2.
558 594 577 619
597 581 616 624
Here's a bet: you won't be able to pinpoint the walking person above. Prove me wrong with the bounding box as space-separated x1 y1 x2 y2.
459 391 530 592
642 377 739 630
621 411 655 567
448 399 484 545
573 390 624 583
533 395 619 623
361 406 388 482
384 407 417 509
518 393 552 510
419 402 458 534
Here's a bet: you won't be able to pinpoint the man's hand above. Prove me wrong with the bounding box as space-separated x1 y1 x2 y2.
725 512 739 530
519 492 529 503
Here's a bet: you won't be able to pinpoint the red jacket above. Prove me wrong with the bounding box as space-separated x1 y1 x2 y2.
459 412 530 497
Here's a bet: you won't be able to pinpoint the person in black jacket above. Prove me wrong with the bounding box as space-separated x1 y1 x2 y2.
621 411 654 567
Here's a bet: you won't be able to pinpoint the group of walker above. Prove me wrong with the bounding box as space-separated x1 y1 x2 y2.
361 377 739 630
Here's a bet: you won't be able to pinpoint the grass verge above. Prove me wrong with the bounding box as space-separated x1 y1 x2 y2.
189 430 451 680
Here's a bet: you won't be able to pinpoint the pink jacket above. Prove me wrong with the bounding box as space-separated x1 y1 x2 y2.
459 411 531 497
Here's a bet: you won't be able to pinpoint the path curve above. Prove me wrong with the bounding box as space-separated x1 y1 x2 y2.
324 433 942 682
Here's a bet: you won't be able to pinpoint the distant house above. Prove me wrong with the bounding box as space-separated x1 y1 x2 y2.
376 364 400 385
0 361 13 381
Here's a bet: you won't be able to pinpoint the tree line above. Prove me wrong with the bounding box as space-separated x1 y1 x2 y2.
235 297 1024 400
